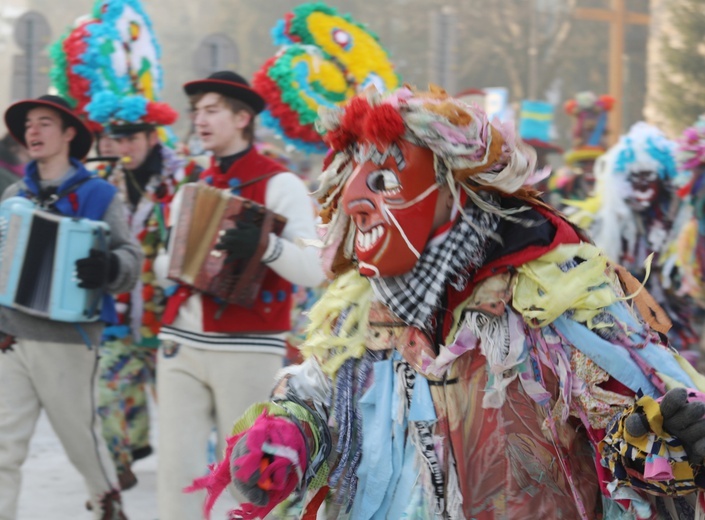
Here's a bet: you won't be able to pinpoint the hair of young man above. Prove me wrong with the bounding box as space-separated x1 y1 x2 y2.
189 92 256 143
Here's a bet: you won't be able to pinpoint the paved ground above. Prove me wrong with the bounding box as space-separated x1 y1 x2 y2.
17 406 237 520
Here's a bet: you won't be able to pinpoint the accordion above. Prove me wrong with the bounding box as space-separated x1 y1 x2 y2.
168 183 287 307
0 197 110 322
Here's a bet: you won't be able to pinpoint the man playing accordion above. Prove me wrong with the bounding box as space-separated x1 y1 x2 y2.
154 71 325 519
0 95 142 519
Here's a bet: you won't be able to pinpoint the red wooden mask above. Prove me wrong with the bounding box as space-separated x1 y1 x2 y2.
341 140 440 277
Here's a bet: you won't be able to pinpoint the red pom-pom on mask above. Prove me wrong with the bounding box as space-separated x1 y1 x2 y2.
362 104 405 148
324 96 373 151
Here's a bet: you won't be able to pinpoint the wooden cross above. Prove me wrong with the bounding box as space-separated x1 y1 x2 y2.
573 0 650 143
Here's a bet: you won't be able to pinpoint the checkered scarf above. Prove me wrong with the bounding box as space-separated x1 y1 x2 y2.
370 203 500 330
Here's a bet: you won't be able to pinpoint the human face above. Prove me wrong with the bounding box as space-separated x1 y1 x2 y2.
24 107 75 162
97 134 119 157
192 92 250 157
341 140 445 277
115 131 158 170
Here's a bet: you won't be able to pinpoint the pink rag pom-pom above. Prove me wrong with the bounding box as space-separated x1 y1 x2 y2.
184 433 244 520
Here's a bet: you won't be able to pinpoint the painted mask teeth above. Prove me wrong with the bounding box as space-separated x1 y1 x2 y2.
356 225 385 252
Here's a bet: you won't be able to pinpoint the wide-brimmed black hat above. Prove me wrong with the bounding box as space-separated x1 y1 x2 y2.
4 94 93 160
183 71 265 114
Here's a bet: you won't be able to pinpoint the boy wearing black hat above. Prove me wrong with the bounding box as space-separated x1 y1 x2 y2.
0 95 142 519
154 72 324 519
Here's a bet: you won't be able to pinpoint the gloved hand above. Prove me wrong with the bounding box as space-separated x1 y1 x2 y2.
75 249 119 289
214 222 264 263
625 387 705 464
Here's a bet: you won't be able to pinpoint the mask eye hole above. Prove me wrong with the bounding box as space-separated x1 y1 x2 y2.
332 29 352 51
367 169 401 194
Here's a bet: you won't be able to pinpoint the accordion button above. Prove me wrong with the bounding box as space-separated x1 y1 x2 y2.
262 291 273 304
276 290 287 302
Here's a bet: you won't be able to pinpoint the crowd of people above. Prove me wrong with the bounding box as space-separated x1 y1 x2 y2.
1 2 705 520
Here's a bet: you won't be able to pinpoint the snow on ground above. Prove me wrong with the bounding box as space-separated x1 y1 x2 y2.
17 404 238 520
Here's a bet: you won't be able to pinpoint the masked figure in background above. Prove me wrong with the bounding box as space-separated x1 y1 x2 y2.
553 92 614 207
662 116 705 365
569 123 697 351
188 86 705 520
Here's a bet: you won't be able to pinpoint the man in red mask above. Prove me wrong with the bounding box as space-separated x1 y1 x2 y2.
190 86 705 520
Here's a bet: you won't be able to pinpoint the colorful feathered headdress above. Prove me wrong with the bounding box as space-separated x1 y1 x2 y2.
50 0 177 137
598 122 678 182
676 115 705 173
563 91 615 165
253 2 400 154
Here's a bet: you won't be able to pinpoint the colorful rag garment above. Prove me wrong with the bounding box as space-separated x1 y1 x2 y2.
95 145 185 473
195 205 705 520
98 339 155 474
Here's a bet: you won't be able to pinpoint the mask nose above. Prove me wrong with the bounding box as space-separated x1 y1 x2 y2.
341 162 381 219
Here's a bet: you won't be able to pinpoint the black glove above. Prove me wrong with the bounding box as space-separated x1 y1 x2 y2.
214 222 264 263
625 388 705 464
75 249 119 289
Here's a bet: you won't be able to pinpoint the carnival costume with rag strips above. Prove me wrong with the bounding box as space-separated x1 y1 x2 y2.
189 87 705 520
50 0 181 483
565 123 698 351
552 92 614 206
663 116 705 309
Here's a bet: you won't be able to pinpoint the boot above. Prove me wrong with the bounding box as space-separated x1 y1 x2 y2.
93 489 128 520
118 465 138 491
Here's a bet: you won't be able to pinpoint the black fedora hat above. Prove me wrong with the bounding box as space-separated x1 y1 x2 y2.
183 71 265 114
4 94 93 160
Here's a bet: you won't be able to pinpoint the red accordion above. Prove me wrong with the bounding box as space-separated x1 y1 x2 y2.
168 183 287 307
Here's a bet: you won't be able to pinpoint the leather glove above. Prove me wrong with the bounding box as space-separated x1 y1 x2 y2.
625 387 705 464
75 249 119 289
214 222 264 263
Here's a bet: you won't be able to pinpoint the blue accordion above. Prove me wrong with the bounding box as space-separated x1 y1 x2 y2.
0 197 110 322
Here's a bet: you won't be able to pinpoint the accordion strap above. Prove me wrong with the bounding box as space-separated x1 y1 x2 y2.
24 176 94 211
231 172 280 191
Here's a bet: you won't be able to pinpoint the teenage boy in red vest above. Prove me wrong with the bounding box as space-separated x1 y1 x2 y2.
155 71 325 519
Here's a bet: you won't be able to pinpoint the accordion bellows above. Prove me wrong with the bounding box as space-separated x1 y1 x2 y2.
0 197 110 322
168 183 287 307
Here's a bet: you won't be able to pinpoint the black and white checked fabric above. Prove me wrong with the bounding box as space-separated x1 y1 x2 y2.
370 203 500 329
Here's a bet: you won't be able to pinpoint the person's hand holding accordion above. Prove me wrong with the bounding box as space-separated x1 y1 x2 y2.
214 222 265 263
75 249 120 289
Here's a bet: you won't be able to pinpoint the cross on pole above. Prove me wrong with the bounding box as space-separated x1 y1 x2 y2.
573 0 650 143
